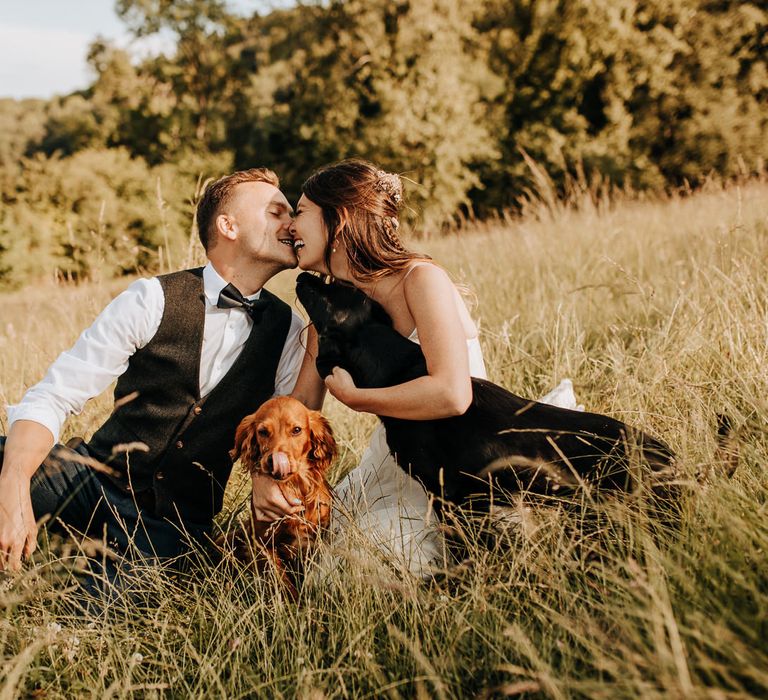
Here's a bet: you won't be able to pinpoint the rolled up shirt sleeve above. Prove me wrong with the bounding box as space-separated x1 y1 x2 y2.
273 312 307 397
6 277 163 443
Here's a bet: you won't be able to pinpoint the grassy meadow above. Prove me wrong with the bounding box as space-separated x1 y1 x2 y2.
0 178 767 698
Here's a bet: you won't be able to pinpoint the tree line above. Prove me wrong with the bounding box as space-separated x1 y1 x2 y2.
0 0 765 287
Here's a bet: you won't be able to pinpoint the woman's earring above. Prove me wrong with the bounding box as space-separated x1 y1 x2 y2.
332 247 337 253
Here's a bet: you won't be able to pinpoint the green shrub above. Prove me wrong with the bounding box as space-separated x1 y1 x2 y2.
0 149 196 288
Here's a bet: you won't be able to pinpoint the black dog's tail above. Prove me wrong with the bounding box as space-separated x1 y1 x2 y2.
715 413 739 478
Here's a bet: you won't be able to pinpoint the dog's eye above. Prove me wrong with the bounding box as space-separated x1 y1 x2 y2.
257 427 270 438
291 426 302 435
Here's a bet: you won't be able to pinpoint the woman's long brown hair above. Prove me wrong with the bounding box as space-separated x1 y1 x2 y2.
301 159 430 282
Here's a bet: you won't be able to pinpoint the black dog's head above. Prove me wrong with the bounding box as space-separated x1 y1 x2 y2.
295 272 391 336
295 272 427 388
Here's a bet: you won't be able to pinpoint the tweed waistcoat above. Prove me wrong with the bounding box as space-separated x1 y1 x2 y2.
87 268 292 525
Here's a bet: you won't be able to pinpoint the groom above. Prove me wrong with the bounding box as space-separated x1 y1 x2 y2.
0 167 305 578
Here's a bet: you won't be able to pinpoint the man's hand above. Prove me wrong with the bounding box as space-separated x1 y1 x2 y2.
0 420 56 571
250 471 304 522
0 474 37 572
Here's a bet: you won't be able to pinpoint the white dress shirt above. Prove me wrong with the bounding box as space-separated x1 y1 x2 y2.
7 263 306 443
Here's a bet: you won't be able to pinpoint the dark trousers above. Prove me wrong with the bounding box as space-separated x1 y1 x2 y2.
0 437 210 602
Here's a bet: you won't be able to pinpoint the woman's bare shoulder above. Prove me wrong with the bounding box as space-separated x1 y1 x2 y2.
401 261 451 289
401 263 478 338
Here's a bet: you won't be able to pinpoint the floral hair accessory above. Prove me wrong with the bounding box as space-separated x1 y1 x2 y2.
374 170 403 205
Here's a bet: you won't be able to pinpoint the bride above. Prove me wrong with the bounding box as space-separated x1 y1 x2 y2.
253 159 579 575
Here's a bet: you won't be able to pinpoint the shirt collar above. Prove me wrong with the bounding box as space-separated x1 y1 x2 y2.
203 262 263 305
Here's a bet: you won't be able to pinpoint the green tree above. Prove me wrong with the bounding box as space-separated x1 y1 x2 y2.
631 1 768 183
0 149 193 288
0 99 47 166
116 0 236 150
38 94 107 155
231 0 499 227
473 0 768 212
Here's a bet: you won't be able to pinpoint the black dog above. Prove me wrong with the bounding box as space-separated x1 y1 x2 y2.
296 272 678 509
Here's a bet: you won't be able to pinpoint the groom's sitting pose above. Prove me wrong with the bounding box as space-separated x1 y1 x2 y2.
0 167 306 584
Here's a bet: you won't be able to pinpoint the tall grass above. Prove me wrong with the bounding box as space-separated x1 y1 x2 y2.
0 178 766 698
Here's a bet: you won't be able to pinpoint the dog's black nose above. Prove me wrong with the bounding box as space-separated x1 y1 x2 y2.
296 272 318 296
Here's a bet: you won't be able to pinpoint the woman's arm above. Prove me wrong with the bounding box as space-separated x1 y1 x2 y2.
290 324 326 410
325 264 472 420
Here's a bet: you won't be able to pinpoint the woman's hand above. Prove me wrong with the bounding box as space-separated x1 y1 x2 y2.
324 366 359 406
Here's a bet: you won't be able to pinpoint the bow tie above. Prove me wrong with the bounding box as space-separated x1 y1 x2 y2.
217 283 269 322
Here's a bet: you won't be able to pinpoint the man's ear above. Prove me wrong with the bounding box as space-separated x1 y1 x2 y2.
215 213 238 242
230 414 260 472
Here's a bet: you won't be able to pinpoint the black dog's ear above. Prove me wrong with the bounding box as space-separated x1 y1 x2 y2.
335 282 393 328
327 282 394 330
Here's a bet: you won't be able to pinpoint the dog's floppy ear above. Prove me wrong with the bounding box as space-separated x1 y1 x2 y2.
308 410 337 472
230 414 261 472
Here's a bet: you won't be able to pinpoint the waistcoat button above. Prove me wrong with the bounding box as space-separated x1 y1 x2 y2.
156 472 164 480
193 406 202 415
175 440 183 449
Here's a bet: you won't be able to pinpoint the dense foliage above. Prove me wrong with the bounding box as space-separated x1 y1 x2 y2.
0 0 765 285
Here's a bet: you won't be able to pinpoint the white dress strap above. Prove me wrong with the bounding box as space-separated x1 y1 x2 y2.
401 262 432 284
